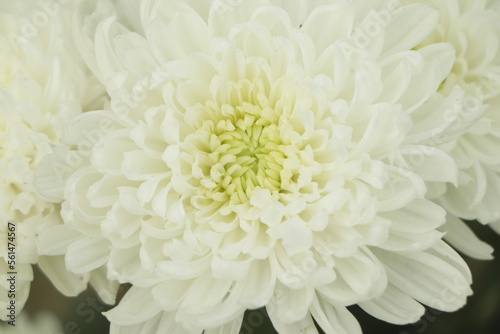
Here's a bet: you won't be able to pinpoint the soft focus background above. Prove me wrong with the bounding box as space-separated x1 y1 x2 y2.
21 221 500 334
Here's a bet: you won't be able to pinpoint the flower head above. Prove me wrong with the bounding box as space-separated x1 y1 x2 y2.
407 0 500 259
37 0 474 332
0 0 113 320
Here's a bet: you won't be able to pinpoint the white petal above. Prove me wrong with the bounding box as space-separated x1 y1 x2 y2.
105 287 161 326
208 0 268 37
37 224 83 256
152 280 192 312
63 110 126 145
400 146 458 185
238 260 276 308
73 0 117 83
334 247 387 298
113 32 159 78
271 283 315 323
382 4 440 56
94 17 131 82
147 8 211 62
37 255 89 297
33 148 71 202
359 284 425 325
442 215 493 260
108 246 147 283
301 2 354 54
211 255 253 281
176 282 245 329
406 87 475 144
310 296 362 334
396 44 455 112
267 309 319 334
65 237 110 274
92 129 137 174
374 241 472 312
89 266 119 305
268 217 313 256
178 274 233 315
380 199 445 234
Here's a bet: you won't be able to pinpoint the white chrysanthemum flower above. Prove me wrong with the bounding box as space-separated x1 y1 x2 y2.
406 0 500 259
0 0 116 320
0 312 63 333
36 0 476 332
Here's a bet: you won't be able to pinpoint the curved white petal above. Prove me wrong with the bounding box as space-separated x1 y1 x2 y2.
358 283 425 325
105 287 162 326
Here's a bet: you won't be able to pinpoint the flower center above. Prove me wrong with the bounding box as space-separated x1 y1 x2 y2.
195 100 290 206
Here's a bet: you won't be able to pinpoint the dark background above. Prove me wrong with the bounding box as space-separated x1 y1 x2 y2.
23 222 500 334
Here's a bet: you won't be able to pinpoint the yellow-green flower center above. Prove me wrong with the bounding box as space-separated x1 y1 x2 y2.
190 96 303 208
